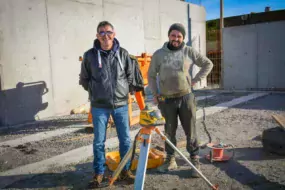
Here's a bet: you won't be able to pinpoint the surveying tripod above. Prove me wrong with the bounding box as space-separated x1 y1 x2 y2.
108 107 219 190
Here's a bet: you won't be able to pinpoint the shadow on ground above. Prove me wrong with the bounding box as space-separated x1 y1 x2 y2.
164 147 285 190
1 162 131 189
1 147 285 190
1 162 94 189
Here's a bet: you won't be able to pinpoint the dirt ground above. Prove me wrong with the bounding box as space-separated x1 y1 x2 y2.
0 92 248 172
1 92 285 190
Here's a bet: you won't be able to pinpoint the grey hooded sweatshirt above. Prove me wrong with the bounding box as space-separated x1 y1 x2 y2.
148 42 213 98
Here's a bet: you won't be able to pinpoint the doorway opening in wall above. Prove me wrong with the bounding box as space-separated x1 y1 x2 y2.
206 25 222 89
207 50 221 88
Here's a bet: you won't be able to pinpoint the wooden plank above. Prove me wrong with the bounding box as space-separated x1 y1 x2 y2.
272 114 285 130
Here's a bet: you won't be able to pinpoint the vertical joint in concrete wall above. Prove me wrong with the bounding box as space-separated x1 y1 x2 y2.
255 26 259 88
0 64 2 91
0 29 2 91
102 0 105 19
44 0 55 100
199 35 201 53
187 4 192 46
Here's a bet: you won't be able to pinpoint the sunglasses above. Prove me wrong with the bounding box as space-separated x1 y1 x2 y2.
98 31 114 37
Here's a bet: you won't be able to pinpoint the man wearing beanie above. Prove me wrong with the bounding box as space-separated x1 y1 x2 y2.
148 23 213 177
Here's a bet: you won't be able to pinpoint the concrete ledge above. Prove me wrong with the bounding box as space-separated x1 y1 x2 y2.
196 92 268 119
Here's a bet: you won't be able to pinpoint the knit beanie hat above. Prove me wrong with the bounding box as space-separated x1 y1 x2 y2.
168 23 186 39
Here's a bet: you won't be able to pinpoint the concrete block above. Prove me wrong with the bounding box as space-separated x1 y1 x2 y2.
46 0 102 115
0 0 54 125
104 2 144 55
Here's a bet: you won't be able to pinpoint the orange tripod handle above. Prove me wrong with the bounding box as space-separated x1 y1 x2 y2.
135 91 145 110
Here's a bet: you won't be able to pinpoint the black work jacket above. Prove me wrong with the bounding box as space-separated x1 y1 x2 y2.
79 38 133 108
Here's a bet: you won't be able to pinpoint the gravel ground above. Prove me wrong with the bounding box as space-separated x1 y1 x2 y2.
0 91 248 138
3 93 285 190
0 114 88 142
0 123 142 172
196 92 250 108
0 92 257 173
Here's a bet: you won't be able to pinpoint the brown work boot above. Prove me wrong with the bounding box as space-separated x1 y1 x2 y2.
157 156 177 173
190 156 201 178
118 170 135 184
88 174 104 188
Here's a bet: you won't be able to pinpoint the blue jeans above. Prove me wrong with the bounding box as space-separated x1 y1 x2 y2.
91 105 131 174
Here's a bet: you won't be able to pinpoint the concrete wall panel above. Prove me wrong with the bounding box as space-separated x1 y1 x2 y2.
104 2 144 55
189 3 206 22
144 39 162 55
0 0 54 125
47 0 103 114
142 0 161 54
223 21 285 89
189 5 207 88
191 21 208 88
257 21 285 89
0 0 208 126
223 25 258 89
143 0 160 40
159 0 188 44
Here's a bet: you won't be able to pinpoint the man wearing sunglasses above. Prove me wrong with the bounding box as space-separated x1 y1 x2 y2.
148 23 213 177
79 21 135 188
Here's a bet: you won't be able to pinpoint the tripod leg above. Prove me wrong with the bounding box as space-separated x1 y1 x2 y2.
134 134 151 190
109 142 135 185
155 128 218 190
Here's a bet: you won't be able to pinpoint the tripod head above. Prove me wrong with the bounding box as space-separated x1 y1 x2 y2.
139 105 165 127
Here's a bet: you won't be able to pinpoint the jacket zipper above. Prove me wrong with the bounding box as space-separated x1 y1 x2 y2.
107 53 115 109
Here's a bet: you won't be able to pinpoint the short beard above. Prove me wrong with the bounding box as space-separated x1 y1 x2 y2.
171 40 181 46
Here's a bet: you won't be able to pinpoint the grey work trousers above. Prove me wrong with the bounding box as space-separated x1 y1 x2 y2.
159 93 199 158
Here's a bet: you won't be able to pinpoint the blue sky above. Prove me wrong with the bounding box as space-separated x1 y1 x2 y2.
187 0 285 20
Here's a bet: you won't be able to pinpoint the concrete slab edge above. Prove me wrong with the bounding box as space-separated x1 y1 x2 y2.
195 89 285 94
0 122 91 132
196 92 268 119
196 95 215 101
0 127 83 148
